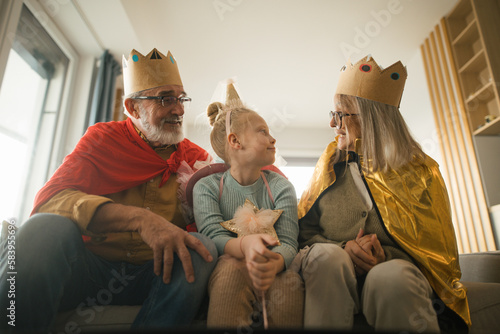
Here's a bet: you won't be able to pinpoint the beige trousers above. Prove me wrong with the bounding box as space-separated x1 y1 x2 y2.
207 256 304 329
300 243 440 333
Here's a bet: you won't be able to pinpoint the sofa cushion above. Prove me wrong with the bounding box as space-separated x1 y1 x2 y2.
459 251 500 283
50 252 500 332
462 281 500 334
54 305 140 332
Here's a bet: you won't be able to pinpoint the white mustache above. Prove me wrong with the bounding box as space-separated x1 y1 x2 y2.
160 116 183 125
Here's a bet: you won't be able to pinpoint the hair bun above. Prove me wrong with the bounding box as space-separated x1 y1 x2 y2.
207 102 224 126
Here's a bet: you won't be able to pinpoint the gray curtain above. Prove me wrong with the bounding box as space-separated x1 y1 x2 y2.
86 49 121 127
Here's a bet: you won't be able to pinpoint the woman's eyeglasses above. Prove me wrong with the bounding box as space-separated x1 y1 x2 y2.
329 111 359 129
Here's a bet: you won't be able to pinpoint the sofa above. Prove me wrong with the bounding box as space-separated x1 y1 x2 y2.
52 251 500 333
456 251 500 334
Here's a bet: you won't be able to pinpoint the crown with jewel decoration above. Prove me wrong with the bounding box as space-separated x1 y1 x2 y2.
122 48 183 96
335 56 407 108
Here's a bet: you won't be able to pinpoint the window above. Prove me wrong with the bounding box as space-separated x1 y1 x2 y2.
0 5 69 223
280 157 318 200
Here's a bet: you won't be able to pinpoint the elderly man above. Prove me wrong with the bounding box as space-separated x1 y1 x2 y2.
0 48 217 332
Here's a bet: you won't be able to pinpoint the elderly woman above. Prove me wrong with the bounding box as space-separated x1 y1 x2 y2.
296 56 469 333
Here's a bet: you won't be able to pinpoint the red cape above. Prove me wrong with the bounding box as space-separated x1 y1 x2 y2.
32 118 209 215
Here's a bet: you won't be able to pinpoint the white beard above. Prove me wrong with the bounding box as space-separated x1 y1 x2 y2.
138 105 184 145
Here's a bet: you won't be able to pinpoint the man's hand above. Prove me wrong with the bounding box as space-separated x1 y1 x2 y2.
240 234 283 292
88 203 213 284
344 229 385 276
138 215 214 284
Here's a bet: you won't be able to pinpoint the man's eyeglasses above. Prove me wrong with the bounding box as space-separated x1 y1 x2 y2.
329 111 359 129
133 96 192 108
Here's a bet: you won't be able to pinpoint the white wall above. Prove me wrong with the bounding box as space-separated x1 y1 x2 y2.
400 51 443 166
475 136 500 207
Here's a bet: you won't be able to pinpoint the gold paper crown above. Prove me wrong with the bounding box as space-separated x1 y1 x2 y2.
226 81 241 105
122 48 183 96
207 79 243 114
335 56 407 107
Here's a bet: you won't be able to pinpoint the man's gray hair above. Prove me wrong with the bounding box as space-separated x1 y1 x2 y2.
122 90 145 118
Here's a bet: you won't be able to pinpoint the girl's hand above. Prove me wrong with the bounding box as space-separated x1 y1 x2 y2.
241 234 283 291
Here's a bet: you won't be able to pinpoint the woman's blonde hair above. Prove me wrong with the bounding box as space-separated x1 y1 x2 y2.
207 101 257 164
337 94 424 172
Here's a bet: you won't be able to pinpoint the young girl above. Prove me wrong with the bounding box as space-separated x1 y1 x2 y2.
193 85 303 329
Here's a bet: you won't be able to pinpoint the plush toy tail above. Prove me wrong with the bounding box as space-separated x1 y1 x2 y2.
261 291 268 329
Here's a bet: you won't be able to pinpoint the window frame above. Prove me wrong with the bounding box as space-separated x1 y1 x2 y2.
0 0 79 222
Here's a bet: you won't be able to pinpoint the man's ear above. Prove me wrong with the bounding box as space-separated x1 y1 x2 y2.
227 133 241 149
124 98 140 119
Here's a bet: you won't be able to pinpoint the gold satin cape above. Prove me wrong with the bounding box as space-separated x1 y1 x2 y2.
297 141 470 326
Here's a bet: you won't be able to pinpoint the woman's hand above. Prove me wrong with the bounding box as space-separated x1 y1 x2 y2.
241 234 284 291
357 234 386 264
344 229 385 276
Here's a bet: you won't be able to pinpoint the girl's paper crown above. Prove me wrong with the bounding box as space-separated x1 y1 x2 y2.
335 56 407 108
122 48 183 96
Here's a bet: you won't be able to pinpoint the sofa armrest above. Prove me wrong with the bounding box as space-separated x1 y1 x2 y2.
459 251 500 283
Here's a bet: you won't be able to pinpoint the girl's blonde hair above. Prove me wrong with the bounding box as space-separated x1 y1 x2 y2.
207 101 257 164
337 94 424 172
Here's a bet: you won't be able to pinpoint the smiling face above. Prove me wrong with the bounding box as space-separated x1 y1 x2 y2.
332 95 362 151
236 113 276 168
127 85 186 145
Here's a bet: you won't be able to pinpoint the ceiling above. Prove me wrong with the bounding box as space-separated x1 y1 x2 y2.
56 0 458 128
